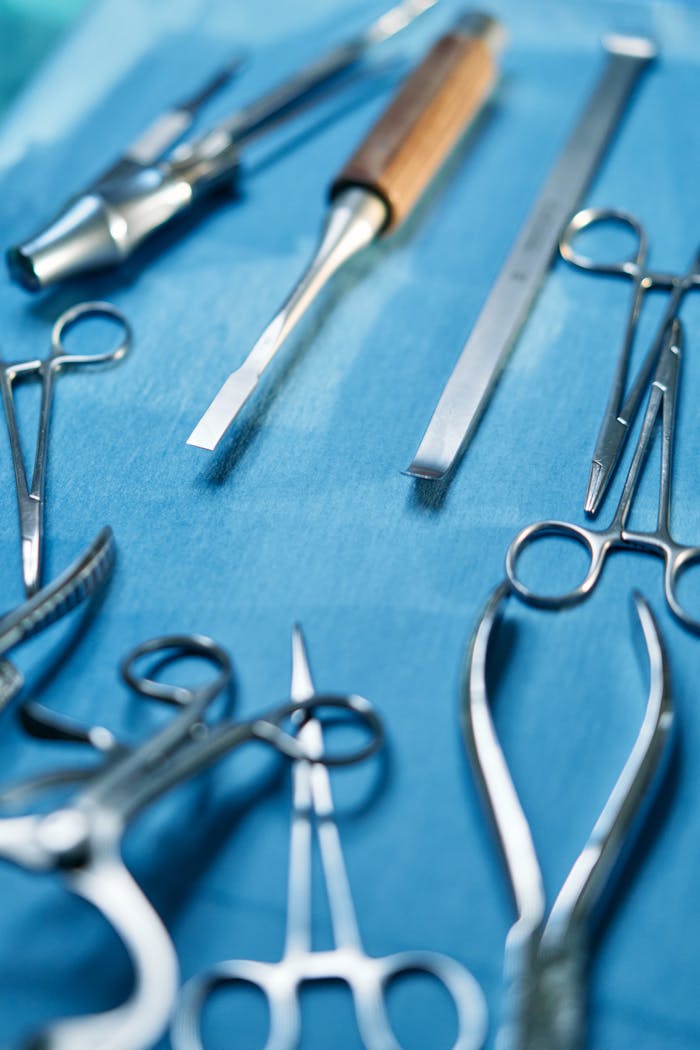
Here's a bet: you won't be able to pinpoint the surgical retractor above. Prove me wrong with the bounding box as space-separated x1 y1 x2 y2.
188 11 506 452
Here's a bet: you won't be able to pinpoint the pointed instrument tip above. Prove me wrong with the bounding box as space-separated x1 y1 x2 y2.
584 461 607 516
291 623 315 701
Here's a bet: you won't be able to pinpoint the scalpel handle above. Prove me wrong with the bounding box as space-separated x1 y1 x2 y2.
331 11 506 232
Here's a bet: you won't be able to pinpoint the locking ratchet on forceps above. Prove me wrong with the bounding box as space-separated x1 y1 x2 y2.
0 629 382 1050
559 207 700 515
0 301 130 598
173 624 487 1050
7 0 437 291
505 319 700 634
462 584 673 1049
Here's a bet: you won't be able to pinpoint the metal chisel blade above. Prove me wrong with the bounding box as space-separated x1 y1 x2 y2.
186 364 259 450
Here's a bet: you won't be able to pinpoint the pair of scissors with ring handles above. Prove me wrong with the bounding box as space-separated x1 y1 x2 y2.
506 319 700 633
0 627 381 1050
0 300 130 597
560 206 700 514
462 584 673 1049
172 623 487 1050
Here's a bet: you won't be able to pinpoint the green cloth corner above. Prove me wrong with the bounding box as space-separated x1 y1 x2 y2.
0 0 88 116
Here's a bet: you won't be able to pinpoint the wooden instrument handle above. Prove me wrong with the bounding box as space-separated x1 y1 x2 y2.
331 12 505 232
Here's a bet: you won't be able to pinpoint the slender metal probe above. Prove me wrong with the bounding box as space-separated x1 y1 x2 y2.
405 34 657 482
188 12 506 452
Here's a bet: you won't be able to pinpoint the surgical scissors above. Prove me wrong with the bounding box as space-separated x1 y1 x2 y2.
506 319 700 632
462 584 673 1049
172 624 487 1050
560 206 700 514
0 300 131 596
0 628 381 1050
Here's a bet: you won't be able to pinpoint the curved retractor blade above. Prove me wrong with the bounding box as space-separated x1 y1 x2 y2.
461 585 674 1048
22 851 179 1050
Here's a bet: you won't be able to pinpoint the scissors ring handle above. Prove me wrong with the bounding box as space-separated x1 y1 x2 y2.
51 300 132 366
560 206 647 278
254 692 384 766
665 545 700 634
120 633 232 708
505 519 603 609
370 950 487 1050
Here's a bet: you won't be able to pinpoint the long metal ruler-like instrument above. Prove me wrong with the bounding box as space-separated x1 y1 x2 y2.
406 34 657 481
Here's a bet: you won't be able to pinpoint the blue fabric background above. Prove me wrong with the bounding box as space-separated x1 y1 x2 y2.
0 0 699 1046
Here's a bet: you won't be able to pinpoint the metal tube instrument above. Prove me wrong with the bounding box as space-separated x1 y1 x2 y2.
406 34 657 482
188 10 506 452
462 584 673 1050
7 0 436 291
0 629 382 1050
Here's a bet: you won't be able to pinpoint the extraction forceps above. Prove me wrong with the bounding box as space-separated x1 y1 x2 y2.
0 525 115 710
188 11 505 452
8 0 436 290
0 628 382 1050
0 301 130 596
559 207 700 514
505 320 700 633
462 584 673 1049
172 624 487 1050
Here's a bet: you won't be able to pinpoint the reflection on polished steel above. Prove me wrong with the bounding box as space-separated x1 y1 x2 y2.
462 584 673 1050
7 0 436 290
0 301 130 597
505 320 700 633
186 187 387 450
559 207 700 514
0 628 382 1050
406 34 657 482
172 624 487 1050
0 525 115 710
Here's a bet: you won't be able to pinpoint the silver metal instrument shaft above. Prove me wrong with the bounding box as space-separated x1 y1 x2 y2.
406 34 657 482
187 187 387 450
188 12 506 452
7 0 436 291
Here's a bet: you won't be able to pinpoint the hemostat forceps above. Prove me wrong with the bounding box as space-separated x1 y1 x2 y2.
0 629 381 1050
172 624 487 1050
506 319 700 633
462 584 673 1049
560 207 700 514
0 301 130 596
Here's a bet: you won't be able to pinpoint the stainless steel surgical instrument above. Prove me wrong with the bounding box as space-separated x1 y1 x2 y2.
559 207 700 514
505 319 700 633
172 623 487 1050
188 11 505 452
462 584 673 1050
0 525 115 710
0 301 130 596
0 629 382 1050
7 0 436 290
406 34 656 482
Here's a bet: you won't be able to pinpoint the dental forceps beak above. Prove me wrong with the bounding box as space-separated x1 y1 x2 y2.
462 585 674 1050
